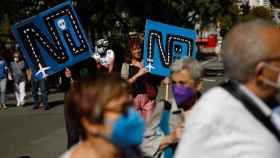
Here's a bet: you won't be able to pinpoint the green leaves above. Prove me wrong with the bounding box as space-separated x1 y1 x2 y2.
250 6 272 19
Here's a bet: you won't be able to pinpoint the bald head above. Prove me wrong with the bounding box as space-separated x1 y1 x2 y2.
223 19 280 83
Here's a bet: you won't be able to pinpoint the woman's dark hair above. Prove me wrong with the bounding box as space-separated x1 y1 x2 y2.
67 73 131 139
124 36 143 63
128 37 141 51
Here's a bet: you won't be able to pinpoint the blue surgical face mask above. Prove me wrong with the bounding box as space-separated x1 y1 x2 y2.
106 107 145 148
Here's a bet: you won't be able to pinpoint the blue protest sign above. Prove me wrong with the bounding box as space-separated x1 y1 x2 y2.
12 1 92 80
143 20 197 77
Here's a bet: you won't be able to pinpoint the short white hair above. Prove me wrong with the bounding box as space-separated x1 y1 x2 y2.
170 57 204 81
223 19 278 82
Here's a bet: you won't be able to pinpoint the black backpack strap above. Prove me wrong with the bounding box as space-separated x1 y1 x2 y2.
221 81 280 142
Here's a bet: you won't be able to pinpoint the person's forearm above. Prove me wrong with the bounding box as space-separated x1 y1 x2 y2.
127 73 139 84
108 64 113 74
159 135 174 150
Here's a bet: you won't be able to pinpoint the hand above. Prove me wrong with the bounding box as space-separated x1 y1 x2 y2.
94 56 100 64
27 75 31 81
128 65 148 84
163 77 171 85
136 67 148 77
26 69 32 81
162 100 171 110
159 124 185 150
64 68 72 78
8 73 12 81
170 124 185 143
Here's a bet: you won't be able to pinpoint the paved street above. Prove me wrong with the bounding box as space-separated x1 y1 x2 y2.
0 56 224 158
0 90 66 158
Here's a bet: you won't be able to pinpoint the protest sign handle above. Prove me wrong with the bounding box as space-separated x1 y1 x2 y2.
165 84 169 101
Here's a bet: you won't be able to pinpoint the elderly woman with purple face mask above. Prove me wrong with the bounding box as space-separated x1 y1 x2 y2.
170 58 204 112
141 57 204 158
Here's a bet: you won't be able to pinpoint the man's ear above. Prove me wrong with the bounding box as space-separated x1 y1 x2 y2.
194 80 203 92
81 117 103 135
81 117 94 132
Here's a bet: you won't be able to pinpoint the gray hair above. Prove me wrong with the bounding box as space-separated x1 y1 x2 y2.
223 19 279 83
170 57 204 81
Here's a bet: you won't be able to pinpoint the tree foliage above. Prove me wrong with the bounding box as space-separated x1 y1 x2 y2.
250 6 273 19
0 0 275 45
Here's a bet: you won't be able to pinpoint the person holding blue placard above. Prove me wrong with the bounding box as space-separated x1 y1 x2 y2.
121 35 157 123
0 54 8 109
62 57 98 149
30 74 49 110
27 63 49 110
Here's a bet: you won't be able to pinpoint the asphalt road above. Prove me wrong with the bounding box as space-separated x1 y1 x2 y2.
0 55 224 158
0 91 66 158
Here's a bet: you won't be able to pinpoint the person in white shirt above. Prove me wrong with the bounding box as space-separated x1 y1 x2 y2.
92 39 115 73
175 19 280 158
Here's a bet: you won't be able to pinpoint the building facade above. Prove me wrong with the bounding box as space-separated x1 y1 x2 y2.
248 0 271 8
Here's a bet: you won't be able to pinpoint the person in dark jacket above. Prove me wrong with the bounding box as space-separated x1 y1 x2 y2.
63 57 98 148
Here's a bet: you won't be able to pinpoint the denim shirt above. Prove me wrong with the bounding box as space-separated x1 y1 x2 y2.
10 61 25 83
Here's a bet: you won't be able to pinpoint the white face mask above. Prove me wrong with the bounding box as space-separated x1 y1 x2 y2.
97 47 105 54
256 63 280 135
14 57 19 62
261 62 280 89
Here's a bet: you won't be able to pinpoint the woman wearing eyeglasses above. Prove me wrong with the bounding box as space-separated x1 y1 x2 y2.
60 74 145 158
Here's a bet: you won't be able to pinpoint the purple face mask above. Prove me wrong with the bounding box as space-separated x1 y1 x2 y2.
172 84 195 106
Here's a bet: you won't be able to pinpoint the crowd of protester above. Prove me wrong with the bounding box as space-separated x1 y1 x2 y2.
0 46 50 110
61 19 280 158
1 19 280 158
